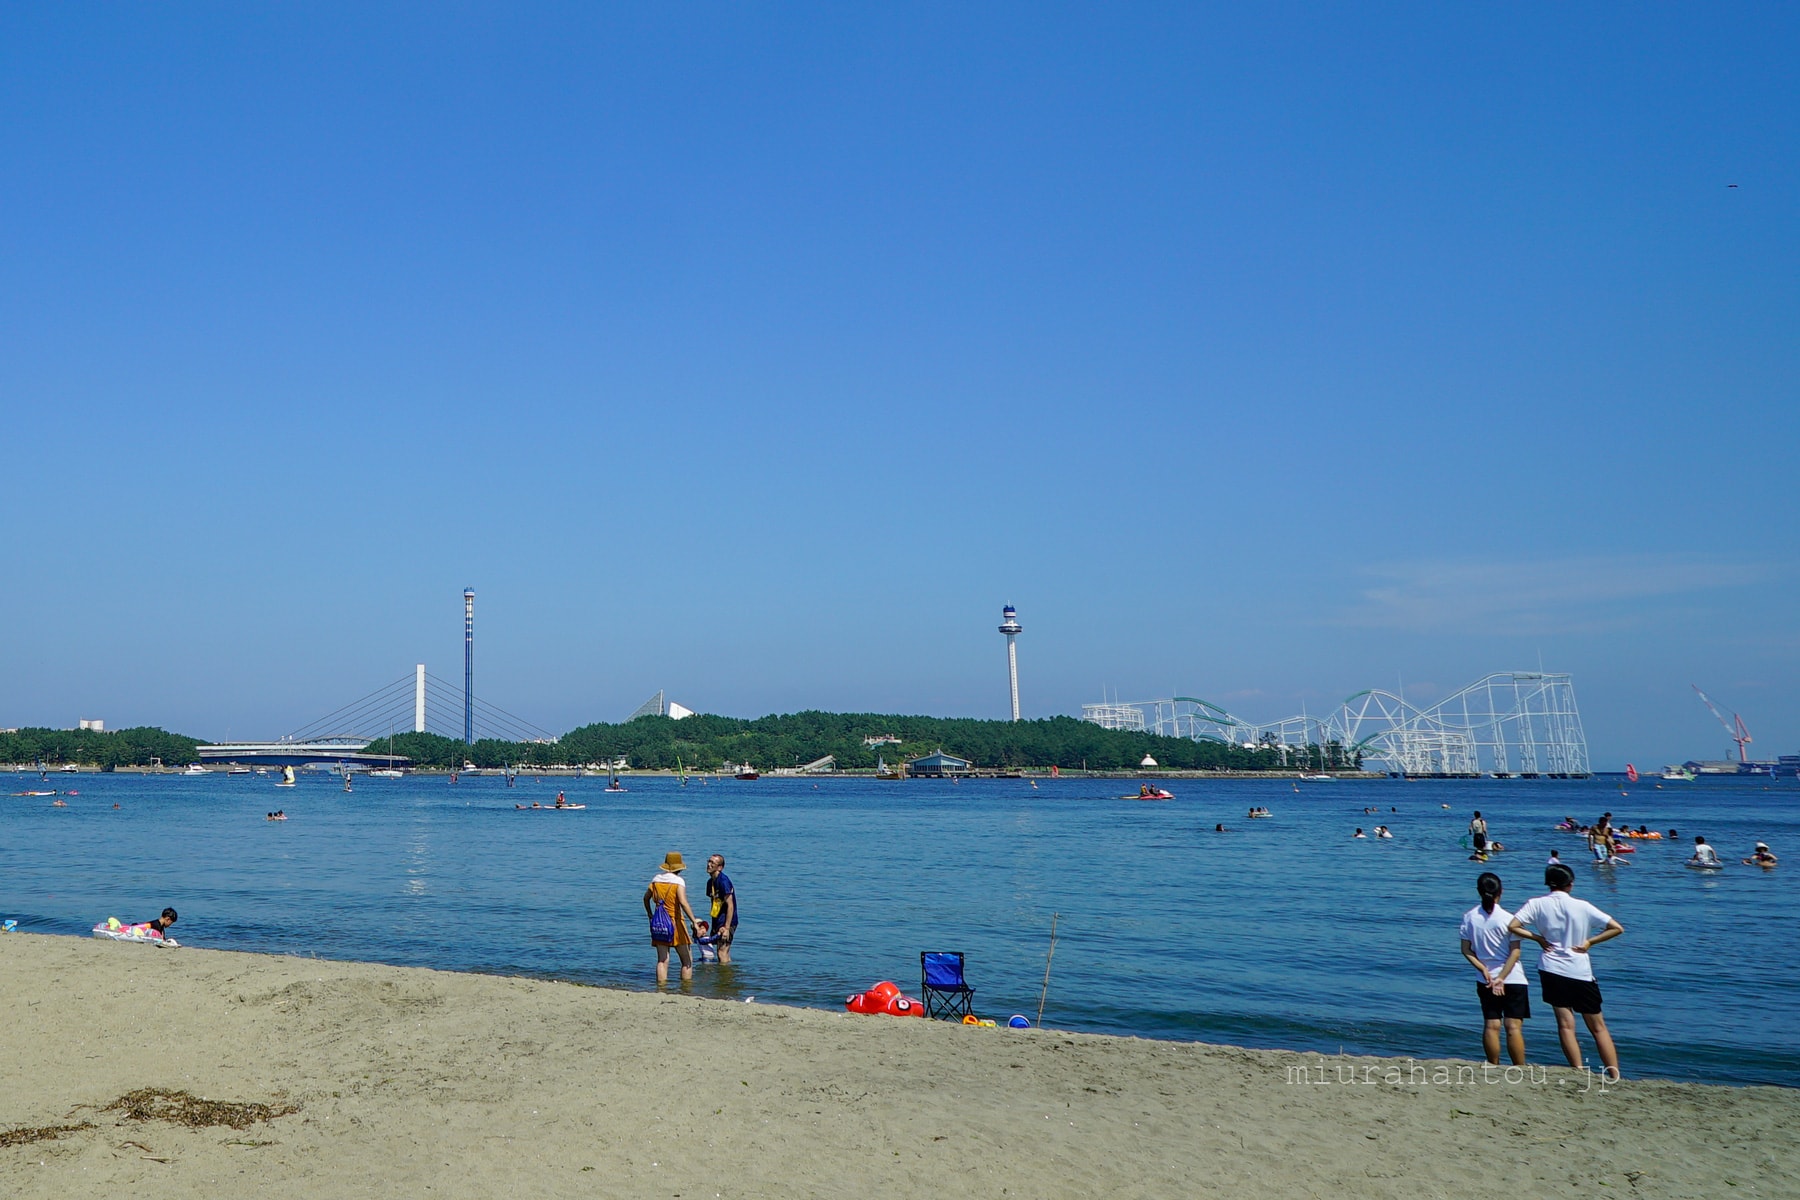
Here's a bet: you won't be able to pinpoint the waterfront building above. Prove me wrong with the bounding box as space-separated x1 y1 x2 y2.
907 750 973 778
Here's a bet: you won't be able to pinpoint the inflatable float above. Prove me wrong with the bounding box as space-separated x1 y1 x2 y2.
91 918 180 947
844 980 927 1017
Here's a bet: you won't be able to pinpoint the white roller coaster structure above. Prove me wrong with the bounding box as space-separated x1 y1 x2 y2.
1081 672 1590 777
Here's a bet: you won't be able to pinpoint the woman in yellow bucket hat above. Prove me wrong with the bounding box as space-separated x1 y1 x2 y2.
643 852 700 983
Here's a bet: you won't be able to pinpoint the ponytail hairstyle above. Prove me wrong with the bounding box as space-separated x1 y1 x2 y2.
1476 872 1503 912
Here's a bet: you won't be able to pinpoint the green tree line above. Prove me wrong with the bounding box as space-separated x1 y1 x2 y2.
368 713 1362 772
0 727 203 769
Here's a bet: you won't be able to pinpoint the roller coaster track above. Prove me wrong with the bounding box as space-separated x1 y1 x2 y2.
1084 672 1590 777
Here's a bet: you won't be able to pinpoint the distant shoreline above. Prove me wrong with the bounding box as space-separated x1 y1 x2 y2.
12 763 1389 781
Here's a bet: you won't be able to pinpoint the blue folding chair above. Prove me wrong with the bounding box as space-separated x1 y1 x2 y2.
920 951 976 1020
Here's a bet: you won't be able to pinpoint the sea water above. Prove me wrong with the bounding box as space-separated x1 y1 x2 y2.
2 771 1794 1086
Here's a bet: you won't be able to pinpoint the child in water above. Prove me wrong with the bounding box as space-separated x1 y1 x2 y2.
692 920 720 963
104 907 179 945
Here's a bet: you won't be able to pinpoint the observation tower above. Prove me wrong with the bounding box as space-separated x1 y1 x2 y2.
998 604 1023 721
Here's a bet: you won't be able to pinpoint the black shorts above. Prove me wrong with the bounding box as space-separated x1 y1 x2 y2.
1472 832 1488 851
1540 971 1603 1014
1477 982 1531 1021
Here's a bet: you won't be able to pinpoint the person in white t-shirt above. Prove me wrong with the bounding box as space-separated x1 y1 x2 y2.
1688 836 1722 868
1459 872 1528 1065
1509 863 1625 1079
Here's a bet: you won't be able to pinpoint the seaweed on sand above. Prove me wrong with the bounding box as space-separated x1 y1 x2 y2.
0 1122 94 1148
101 1088 299 1130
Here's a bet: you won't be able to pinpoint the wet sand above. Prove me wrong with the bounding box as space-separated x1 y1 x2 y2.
1 933 1793 1198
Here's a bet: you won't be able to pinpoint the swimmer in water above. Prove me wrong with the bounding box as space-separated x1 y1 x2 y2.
1744 842 1778 867
1353 828 1367 839
1687 837 1720 868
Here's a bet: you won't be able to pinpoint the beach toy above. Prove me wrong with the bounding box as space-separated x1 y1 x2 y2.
962 1014 981 1025
883 994 926 1017
2 919 16 933
1008 1015 1031 1028
844 984 926 1017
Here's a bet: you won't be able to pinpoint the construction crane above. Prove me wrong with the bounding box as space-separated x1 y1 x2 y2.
1692 685 1752 763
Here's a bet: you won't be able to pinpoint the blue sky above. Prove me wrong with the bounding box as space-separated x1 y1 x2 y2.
2 4 1795 763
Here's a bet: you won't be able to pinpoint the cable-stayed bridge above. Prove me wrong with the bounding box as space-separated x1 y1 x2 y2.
1083 672 1590 778
281 670 556 744
197 669 557 767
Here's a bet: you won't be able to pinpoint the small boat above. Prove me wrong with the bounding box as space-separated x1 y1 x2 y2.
368 769 404 779
1299 774 1332 781
1661 765 1696 781
227 766 251 775
183 764 208 776
874 756 904 781
734 763 760 781
1125 787 1175 800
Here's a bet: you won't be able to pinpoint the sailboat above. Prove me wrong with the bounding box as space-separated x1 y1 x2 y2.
605 759 627 793
369 728 405 777
875 756 904 781
276 765 297 788
677 755 688 788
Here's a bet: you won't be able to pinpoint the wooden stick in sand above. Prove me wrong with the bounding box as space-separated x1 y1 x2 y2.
1036 912 1059 1027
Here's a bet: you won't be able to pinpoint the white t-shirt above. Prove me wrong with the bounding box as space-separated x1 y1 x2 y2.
1512 891 1614 981
1459 903 1527 985
1692 843 1720 865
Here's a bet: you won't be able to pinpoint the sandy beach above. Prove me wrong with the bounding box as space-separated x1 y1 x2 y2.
0 934 1793 1199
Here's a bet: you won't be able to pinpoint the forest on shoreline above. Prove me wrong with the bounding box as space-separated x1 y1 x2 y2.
3 712 1362 773
365 712 1360 773
0 726 203 769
